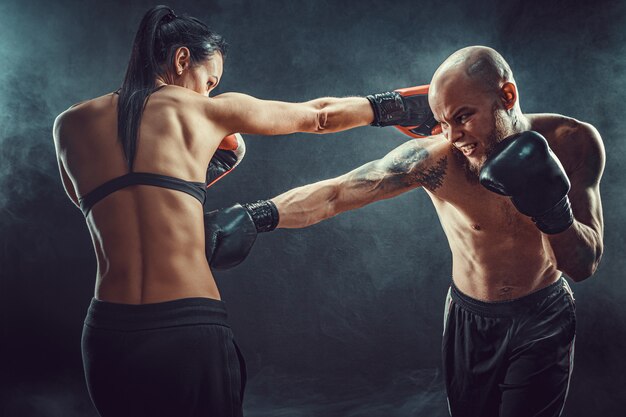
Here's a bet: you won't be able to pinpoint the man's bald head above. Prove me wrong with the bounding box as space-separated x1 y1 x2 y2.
431 46 514 96
428 47 525 177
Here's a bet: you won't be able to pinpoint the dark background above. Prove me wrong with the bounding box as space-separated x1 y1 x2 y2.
1 0 625 416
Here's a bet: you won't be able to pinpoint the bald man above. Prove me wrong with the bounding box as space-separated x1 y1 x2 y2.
210 46 605 416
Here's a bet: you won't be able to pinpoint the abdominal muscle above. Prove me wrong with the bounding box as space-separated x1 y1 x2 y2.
431 193 561 301
88 186 220 304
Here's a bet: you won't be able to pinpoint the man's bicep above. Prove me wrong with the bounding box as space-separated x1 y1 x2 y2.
333 140 436 211
209 93 317 136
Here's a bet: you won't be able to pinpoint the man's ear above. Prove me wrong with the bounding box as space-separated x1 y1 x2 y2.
500 82 517 110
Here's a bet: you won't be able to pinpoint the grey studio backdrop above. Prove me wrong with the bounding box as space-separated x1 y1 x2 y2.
1 0 624 416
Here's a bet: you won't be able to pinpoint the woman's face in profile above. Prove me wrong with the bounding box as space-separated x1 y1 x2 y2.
184 52 224 97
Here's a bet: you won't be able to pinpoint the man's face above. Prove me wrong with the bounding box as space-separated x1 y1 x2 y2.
429 71 510 176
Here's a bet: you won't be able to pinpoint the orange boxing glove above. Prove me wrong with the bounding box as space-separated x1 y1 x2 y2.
367 84 441 138
218 133 240 151
206 133 246 188
393 85 441 138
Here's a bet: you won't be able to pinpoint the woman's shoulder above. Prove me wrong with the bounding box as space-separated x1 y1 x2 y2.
144 85 212 113
56 92 118 123
67 91 118 111
53 92 118 139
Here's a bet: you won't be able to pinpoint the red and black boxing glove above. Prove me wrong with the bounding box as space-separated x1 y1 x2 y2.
366 84 442 138
206 133 246 188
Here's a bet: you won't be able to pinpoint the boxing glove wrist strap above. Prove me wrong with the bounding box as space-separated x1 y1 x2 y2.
366 91 406 127
532 196 574 234
242 200 279 233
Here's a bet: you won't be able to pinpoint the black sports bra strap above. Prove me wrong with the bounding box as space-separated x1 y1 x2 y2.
79 172 206 216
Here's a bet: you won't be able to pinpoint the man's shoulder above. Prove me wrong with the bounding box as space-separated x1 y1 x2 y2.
529 114 605 183
528 113 600 142
554 117 604 169
408 135 454 159
528 113 603 158
399 135 471 194
555 116 600 145
393 135 458 176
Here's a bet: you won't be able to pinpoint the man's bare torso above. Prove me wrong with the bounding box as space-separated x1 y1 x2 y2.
419 114 586 300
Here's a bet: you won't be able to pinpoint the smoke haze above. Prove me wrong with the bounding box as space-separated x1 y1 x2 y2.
1 0 625 416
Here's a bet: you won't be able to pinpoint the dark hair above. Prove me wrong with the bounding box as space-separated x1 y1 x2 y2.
118 5 227 170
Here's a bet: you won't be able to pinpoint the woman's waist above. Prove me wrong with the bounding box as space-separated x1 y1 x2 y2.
84 295 229 331
95 257 219 304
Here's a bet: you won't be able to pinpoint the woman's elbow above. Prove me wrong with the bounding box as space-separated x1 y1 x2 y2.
309 104 331 133
308 99 348 133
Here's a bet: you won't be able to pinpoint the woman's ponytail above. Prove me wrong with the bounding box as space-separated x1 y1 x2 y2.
117 6 226 170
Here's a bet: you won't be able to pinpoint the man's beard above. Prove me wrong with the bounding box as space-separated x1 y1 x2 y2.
464 111 511 180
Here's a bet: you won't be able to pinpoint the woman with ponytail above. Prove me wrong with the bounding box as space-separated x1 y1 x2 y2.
53 5 376 416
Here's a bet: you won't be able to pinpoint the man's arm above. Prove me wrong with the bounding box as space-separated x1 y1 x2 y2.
542 123 605 282
206 137 449 268
208 92 374 136
272 138 447 228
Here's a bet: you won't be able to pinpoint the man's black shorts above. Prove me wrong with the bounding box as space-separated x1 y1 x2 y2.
442 277 576 417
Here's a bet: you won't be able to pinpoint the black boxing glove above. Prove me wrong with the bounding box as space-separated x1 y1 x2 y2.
205 200 279 270
366 84 440 137
479 131 574 234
